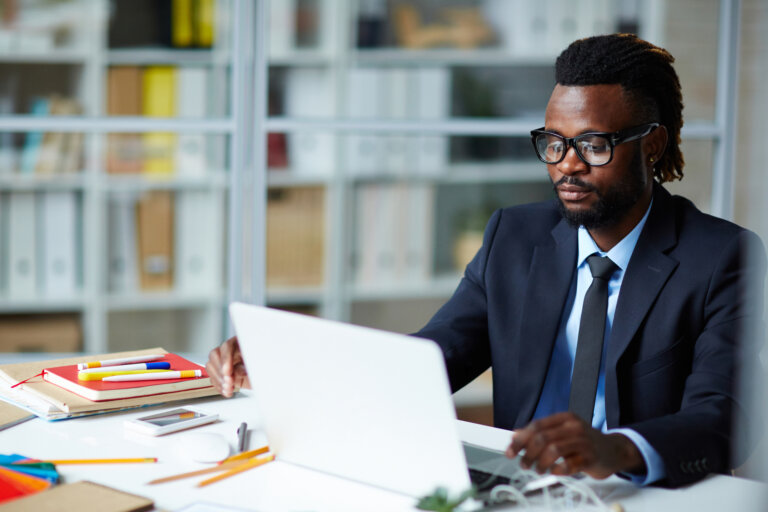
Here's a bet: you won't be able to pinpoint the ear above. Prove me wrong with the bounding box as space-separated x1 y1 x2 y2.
643 125 668 165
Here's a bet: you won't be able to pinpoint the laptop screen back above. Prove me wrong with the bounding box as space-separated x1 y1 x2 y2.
230 302 472 497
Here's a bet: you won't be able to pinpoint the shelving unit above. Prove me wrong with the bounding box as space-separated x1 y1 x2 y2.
0 0 742 394
0 0 251 354
260 0 740 333
258 0 741 414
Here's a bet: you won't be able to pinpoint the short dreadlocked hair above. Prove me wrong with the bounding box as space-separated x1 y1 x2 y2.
555 33 684 183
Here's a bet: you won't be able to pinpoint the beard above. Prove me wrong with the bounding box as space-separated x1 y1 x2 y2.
553 145 647 230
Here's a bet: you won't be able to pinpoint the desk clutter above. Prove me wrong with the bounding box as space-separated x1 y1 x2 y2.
0 347 219 420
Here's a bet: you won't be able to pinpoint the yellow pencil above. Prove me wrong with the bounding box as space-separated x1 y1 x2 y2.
218 445 270 464
196 454 275 488
29 458 158 465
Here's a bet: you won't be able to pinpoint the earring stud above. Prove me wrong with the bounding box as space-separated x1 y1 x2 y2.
649 157 655 163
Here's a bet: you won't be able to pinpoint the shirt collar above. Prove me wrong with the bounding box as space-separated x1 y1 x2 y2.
576 199 654 271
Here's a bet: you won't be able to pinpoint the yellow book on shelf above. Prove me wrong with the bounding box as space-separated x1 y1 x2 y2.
195 0 215 47
142 66 177 175
172 0 194 47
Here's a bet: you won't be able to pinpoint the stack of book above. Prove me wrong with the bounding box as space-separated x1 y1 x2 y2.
0 348 218 421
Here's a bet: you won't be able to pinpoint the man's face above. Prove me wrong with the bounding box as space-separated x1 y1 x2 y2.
543 84 653 229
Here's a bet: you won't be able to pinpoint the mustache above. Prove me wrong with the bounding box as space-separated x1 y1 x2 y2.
552 176 598 193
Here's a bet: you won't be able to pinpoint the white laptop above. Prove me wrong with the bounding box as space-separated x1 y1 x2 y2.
230 302 545 499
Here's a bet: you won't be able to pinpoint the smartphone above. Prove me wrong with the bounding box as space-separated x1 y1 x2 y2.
124 407 218 436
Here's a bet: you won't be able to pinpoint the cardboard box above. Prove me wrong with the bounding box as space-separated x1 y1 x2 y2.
0 314 82 352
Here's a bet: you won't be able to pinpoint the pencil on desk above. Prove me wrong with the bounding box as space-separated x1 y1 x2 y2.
219 445 270 464
148 459 254 485
196 454 275 488
23 458 158 465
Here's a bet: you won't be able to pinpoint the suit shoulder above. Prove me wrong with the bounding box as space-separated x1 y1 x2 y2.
670 194 749 240
497 200 562 230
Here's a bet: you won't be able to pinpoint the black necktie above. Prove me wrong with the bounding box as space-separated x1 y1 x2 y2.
569 254 619 423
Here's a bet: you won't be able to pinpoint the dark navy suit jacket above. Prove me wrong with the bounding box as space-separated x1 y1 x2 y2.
416 183 765 487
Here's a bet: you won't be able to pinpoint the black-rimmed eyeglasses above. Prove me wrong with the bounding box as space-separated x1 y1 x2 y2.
530 122 659 167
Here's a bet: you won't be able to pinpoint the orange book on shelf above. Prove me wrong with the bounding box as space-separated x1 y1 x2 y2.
42 353 210 402
107 66 143 174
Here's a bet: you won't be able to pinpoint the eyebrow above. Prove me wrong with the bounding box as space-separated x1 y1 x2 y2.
543 127 610 136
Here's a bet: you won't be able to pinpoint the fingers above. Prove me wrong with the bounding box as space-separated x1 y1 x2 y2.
537 439 592 475
205 347 225 395
206 336 245 398
232 361 251 390
506 412 591 475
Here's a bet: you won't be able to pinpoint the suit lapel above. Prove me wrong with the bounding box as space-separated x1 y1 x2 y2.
514 219 577 427
604 184 678 427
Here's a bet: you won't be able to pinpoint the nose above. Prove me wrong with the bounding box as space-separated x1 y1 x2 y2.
556 144 588 176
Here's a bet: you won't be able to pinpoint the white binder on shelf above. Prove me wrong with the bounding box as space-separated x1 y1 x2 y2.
416 67 450 176
176 66 208 177
174 190 223 294
268 0 296 58
354 185 379 286
40 191 78 297
372 184 398 284
546 0 579 56
507 0 549 57
285 68 335 176
8 192 38 298
107 192 139 293
403 184 435 283
344 68 382 177
381 68 413 176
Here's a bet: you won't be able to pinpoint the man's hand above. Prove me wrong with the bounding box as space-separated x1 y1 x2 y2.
206 336 250 397
506 412 645 479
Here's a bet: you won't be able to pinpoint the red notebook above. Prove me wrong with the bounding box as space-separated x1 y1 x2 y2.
42 353 211 402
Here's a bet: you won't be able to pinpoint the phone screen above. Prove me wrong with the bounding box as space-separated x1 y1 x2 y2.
138 408 206 427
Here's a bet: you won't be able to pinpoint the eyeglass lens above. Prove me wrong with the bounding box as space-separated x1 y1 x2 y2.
535 133 612 165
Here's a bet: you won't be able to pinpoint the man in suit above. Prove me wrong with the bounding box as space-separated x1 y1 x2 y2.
206 34 765 488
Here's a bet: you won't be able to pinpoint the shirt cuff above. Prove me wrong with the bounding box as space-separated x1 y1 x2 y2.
607 427 666 486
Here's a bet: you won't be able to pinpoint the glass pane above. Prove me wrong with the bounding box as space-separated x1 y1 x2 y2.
0 0 235 353
652 0 719 122
103 132 228 176
0 130 87 175
0 0 95 53
266 186 326 290
108 308 219 353
0 189 85 299
0 313 82 352
663 139 714 214
0 64 85 114
105 64 230 118
105 189 226 295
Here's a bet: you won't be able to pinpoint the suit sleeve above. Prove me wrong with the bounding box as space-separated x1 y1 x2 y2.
413 209 503 393
627 230 766 487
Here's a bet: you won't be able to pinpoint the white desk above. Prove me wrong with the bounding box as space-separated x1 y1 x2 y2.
2 391 767 511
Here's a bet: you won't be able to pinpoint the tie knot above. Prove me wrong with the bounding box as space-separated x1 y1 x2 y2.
586 254 618 280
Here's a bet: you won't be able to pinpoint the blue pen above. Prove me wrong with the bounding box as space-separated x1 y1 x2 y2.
77 362 171 374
